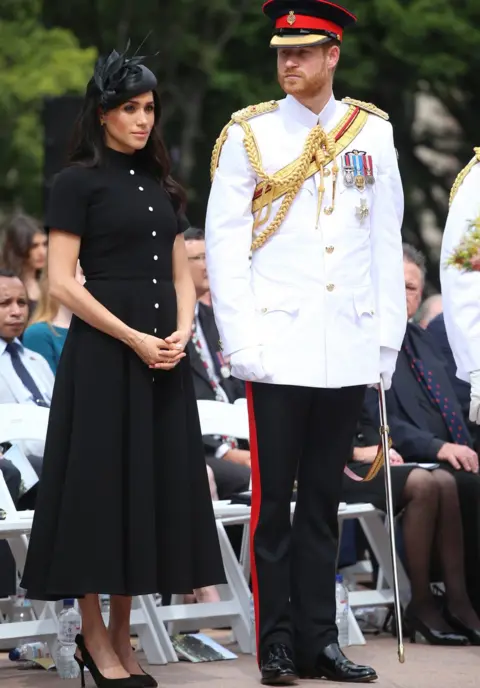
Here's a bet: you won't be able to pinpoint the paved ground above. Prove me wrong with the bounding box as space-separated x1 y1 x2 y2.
1 637 480 688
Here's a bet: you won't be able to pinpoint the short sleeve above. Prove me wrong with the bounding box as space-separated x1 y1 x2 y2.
177 213 190 235
45 166 92 236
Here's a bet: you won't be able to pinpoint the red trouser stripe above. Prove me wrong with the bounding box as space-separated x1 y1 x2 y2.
246 381 261 662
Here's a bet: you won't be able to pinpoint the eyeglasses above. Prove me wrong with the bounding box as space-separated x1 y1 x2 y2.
188 254 206 263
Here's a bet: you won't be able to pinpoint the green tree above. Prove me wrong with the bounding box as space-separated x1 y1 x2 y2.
0 0 96 215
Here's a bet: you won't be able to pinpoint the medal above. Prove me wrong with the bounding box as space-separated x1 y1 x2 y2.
342 153 355 187
352 151 366 191
355 198 369 224
364 154 375 185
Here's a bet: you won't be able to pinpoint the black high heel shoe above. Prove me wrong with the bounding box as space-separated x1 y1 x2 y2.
132 667 158 688
406 616 470 646
75 634 144 688
444 609 480 646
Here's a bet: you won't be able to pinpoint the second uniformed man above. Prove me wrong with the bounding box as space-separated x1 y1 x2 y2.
206 0 407 683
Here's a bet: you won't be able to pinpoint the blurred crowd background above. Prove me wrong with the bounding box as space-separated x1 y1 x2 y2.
1 0 480 291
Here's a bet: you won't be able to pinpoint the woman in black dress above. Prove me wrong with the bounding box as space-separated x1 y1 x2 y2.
21 48 225 686
342 420 480 645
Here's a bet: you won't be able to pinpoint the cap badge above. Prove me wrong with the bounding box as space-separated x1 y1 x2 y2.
287 11 296 25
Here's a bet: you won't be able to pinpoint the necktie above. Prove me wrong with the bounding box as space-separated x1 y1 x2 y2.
6 342 49 407
403 342 470 445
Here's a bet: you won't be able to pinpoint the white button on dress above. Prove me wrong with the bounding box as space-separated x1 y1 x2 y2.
154 255 158 261
130 170 135 175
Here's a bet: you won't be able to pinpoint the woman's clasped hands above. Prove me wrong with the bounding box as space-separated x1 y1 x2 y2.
132 329 190 370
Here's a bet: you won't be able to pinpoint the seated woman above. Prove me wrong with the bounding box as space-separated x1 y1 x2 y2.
0 212 47 314
23 264 84 373
342 419 480 646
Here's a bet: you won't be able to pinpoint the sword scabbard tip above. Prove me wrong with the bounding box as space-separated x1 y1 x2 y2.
398 644 405 663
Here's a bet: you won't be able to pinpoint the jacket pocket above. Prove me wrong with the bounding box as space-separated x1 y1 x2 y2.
353 287 376 318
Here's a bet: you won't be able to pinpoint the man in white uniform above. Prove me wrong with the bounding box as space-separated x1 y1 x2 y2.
440 148 480 429
206 0 406 683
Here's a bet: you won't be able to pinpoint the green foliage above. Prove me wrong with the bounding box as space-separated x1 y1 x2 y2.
0 3 95 215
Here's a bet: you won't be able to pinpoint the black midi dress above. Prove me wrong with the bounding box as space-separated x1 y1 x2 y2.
21 148 226 600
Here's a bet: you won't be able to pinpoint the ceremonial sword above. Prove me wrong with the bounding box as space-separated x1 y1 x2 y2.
378 376 405 664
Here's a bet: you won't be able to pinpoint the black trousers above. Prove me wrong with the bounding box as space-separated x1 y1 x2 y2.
246 381 366 664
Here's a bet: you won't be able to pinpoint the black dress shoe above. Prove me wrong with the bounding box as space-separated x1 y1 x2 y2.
443 609 480 646
260 643 298 686
298 643 377 683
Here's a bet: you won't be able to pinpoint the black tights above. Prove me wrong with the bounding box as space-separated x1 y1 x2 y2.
401 468 480 631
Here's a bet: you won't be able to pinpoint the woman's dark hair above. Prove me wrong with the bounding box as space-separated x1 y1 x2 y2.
68 88 186 213
0 213 45 278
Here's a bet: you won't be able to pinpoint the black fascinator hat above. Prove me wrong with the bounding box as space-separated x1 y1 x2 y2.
87 41 158 111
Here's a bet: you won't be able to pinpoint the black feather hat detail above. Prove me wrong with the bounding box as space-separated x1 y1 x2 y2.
87 40 157 111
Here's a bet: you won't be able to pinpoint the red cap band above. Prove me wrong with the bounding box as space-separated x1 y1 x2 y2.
275 14 343 39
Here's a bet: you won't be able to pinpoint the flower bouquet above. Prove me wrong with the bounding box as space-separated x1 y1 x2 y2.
446 218 480 271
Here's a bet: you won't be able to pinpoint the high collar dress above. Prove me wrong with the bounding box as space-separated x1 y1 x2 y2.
21 148 226 599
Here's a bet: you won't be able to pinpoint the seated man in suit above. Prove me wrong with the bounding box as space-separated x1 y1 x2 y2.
0 268 53 476
184 228 250 499
364 244 480 615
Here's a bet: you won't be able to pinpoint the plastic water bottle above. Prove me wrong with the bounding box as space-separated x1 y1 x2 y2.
9 642 50 661
335 574 349 648
249 593 257 656
55 599 81 679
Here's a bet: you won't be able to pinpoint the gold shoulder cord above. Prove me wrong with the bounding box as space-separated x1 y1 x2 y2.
244 123 337 250
449 147 480 207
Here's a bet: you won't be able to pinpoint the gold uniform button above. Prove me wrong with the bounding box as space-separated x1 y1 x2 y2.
326 283 335 292
326 246 334 254
324 168 331 177
261 307 268 313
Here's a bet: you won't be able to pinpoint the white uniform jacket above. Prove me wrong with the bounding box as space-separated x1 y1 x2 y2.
206 94 407 388
440 159 480 383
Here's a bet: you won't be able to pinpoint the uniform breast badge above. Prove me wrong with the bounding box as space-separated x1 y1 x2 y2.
355 198 369 224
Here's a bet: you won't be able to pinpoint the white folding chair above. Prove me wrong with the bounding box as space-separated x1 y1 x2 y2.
141 400 252 661
0 404 169 664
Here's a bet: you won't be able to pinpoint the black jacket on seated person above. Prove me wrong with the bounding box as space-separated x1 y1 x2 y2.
187 302 248 456
426 313 471 423
364 322 474 461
